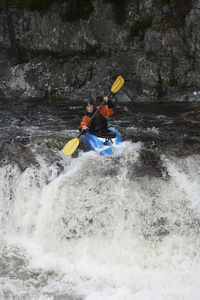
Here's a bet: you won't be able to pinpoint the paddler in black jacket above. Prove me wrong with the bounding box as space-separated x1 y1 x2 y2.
79 97 116 138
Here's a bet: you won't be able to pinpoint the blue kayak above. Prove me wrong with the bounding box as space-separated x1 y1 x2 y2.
83 127 123 155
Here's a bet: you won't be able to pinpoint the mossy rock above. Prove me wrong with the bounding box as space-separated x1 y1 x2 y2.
131 18 152 37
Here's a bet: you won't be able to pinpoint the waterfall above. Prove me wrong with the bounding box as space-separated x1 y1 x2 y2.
0 141 199 299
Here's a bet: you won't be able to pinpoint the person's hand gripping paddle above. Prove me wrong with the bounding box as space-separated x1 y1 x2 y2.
62 76 124 155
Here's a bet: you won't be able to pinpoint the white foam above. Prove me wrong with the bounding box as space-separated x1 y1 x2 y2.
0 150 200 300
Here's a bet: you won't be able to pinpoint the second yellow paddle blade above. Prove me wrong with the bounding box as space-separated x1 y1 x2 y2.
111 76 124 93
62 138 79 155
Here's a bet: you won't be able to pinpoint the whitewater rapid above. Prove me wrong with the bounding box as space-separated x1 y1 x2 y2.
0 139 200 300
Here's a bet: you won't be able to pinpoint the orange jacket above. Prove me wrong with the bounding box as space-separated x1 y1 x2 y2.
79 105 114 130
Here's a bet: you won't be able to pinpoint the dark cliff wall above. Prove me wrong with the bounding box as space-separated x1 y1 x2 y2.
0 0 199 101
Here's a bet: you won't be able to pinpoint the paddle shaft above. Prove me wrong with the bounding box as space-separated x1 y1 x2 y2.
77 91 112 139
62 76 124 155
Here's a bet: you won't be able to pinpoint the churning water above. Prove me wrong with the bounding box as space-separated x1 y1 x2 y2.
0 98 200 299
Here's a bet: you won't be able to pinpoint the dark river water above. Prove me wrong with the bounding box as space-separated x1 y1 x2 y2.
0 97 200 300
1 97 200 167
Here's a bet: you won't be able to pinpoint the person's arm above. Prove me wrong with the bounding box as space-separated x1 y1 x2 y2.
100 96 116 116
79 115 91 132
103 96 116 111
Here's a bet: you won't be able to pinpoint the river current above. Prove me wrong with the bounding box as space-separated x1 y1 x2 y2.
0 96 200 299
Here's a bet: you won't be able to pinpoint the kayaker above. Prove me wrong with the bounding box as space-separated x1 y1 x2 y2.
79 97 116 138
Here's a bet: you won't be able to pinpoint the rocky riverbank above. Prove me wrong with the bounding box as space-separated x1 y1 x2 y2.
0 0 200 101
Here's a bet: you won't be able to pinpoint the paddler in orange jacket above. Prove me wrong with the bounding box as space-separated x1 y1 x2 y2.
79 97 116 138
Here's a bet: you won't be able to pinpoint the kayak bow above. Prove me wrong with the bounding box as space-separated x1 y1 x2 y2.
83 127 122 155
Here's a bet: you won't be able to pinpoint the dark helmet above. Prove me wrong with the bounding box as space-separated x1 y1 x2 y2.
83 98 94 108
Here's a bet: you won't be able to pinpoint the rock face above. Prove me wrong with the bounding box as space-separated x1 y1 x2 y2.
0 0 200 101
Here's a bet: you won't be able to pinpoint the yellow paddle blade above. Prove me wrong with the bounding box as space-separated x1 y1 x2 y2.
111 76 124 93
62 138 79 155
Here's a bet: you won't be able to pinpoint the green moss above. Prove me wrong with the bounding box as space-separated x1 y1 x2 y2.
131 18 152 37
84 44 111 59
154 0 170 9
18 47 67 58
169 70 177 86
168 56 178 87
151 19 183 32
17 43 110 60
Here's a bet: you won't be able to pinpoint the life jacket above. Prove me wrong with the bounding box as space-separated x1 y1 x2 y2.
86 108 107 131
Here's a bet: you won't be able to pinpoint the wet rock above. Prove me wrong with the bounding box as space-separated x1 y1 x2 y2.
2 142 38 171
135 149 168 178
